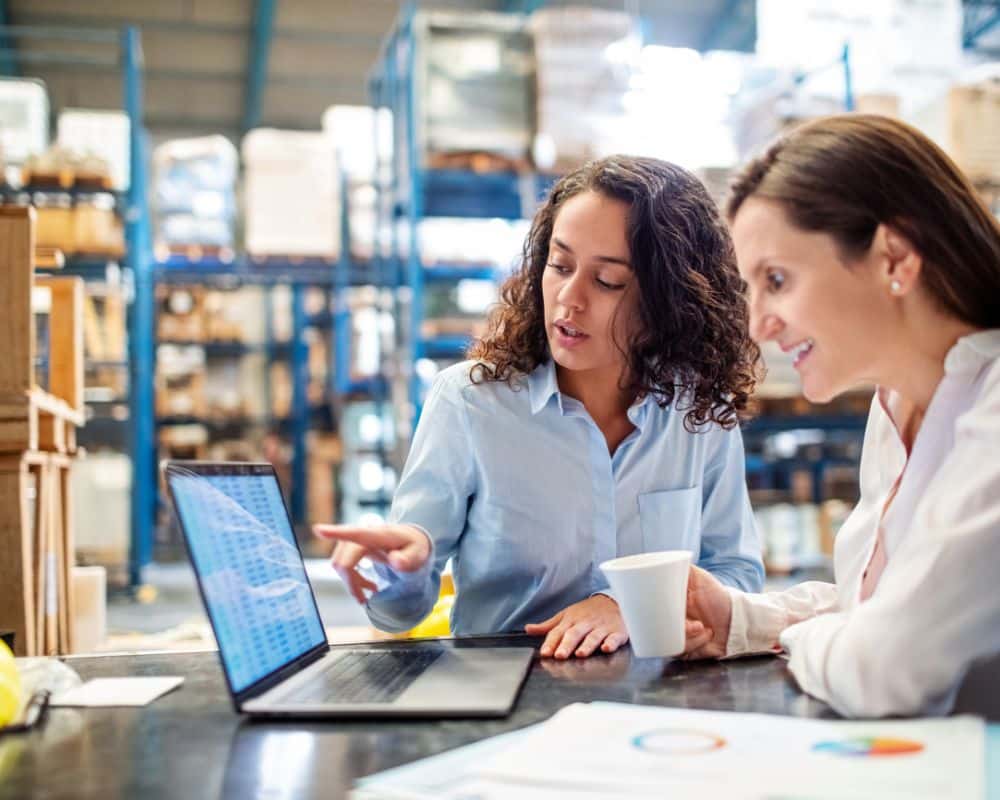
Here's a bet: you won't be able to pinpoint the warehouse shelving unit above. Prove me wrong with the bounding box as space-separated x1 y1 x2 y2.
368 4 555 430
154 253 381 528
0 24 154 589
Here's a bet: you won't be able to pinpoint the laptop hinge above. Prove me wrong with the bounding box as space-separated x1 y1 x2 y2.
237 643 329 705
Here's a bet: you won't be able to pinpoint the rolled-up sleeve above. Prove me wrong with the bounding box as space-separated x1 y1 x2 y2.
779 401 1000 718
365 371 476 633
697 426 765 592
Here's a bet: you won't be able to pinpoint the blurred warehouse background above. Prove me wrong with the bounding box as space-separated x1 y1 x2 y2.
1 0 998 652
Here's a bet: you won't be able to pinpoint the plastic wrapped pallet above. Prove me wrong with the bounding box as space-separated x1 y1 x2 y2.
56 109 130 191
242 129 340 259
529 7 639 170
413 11 534 165
756 0 961 119
730 70 843 161
70 454 130 568
322 105 392 184
322 106 393 260
0 78 49 168
152 135 238 251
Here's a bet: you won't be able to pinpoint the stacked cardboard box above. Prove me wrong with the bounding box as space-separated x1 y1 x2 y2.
529 7 638 170
414 11 534 167
152 136 237 254
242 129 341 259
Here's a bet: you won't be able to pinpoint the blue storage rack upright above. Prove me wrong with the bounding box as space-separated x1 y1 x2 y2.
368 4 554 429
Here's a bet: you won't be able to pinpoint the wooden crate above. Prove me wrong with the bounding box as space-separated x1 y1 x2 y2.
0 207 85 456
0 206 85 656
0 450 76 656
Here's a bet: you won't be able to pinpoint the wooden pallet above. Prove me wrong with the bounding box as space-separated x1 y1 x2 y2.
425 150 532 174
21 166 115 191
0 450 76 656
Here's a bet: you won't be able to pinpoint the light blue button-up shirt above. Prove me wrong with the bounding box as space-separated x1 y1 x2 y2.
367 359 764 635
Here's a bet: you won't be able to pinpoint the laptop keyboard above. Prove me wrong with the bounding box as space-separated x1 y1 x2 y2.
283 649 444 705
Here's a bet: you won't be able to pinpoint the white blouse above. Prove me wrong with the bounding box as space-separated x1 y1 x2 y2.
726 330 1000 717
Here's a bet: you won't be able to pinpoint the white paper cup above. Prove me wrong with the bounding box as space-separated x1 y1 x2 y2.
600 550 692 658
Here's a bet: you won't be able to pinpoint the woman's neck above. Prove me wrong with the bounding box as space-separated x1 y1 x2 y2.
877 310 980 420
555 364 635 426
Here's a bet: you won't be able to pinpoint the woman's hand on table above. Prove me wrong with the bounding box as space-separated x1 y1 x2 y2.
682 565 732 660
313 523 430 604
524 595 629 659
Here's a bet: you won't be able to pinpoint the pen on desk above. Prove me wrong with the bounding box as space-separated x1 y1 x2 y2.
0 690 51 735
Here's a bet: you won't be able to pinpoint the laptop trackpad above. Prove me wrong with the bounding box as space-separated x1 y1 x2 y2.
392 647 532 712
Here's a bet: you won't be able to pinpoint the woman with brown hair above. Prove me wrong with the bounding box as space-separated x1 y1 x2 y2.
683 114 1000 716
316 155 764 659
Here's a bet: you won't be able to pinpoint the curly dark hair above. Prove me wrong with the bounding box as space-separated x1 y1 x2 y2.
468 155 760 431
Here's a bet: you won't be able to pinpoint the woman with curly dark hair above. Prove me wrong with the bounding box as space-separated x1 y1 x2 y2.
317 155 764 659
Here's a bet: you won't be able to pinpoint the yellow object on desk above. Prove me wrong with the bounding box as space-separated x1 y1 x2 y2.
400 573 455 639
0 640 23 726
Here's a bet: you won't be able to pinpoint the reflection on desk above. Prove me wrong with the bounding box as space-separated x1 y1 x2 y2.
0 636 996 800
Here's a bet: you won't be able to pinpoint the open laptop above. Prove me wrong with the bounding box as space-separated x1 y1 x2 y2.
163 460 534 718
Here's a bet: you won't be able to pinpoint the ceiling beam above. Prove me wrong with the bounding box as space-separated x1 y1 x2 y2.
30 61 365 93
146 113 324 134
243 0 277 134
12 11 382 47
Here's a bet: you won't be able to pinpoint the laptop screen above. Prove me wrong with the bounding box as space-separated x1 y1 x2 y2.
166 464 327 693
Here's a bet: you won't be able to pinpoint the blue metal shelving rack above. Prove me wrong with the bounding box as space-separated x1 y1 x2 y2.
0 24 154 589
368 4 554 427
155 254 380 527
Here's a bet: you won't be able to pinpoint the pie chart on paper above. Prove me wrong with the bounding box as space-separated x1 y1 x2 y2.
812 737 925 757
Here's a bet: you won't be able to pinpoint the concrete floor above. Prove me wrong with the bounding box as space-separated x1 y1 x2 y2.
101 560 833 653
104 559 373 652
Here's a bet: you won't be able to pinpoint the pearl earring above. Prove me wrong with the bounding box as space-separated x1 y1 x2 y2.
890 280 902 295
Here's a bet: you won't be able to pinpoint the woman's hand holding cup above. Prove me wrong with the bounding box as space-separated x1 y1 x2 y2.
682 565 733 659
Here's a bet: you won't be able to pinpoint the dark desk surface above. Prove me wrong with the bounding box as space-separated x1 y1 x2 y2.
11 635 1000 800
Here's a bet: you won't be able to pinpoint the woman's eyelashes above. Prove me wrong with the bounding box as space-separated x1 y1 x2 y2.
546 262 627 291
764 268 786 293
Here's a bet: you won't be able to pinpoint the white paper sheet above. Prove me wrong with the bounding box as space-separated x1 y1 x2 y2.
481 702 985 800
352 703 986 800
51 676 184 707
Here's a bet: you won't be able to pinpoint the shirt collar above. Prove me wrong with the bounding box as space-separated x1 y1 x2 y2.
528 359 561 415
944 329 1000 375
527 358 657 426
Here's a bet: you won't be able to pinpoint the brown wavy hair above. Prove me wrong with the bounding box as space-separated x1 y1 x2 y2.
468 155 760 431
727 114 1000 328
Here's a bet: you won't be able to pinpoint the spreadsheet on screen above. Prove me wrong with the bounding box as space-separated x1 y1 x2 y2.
170 471 326 692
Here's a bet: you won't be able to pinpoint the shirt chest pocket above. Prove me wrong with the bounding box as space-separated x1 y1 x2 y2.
638 487 702 556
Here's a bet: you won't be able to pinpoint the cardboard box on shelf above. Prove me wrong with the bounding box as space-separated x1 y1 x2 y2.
203 287 266 344
947 79 1000 184
34 197 75 252
157 286 206 342
155 371 206 418
420 317 487 339
270 362 292 419
307 432 343 527
74 197 125 257
158 424 208 460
